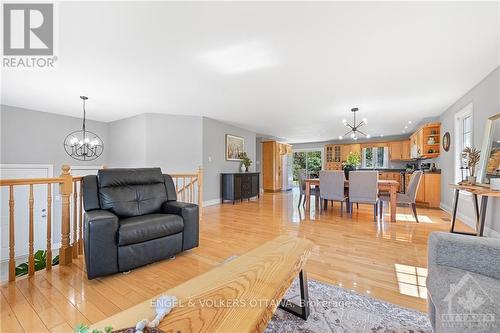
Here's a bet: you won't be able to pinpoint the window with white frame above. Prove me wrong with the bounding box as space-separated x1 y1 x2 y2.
361 146 389 169
454 103 473 183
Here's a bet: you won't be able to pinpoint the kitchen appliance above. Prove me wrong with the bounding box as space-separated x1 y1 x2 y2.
420 163 432 170
282 154 293 191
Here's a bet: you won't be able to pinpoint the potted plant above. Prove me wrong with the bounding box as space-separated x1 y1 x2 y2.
462 147 480 184
239 152 252 172
343 151 361 179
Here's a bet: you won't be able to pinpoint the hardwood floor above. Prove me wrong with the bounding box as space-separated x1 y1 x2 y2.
1 190 472 332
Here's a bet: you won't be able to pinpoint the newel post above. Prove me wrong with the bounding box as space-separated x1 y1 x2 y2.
59 165 73 266
197 166 203 221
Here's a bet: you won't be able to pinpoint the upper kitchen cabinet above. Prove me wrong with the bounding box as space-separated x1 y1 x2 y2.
410 122 441 159
325 144 342 170
389 140 411 161
341 144 361 162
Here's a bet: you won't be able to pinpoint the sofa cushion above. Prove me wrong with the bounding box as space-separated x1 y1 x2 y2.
118 214 184 246
98 168 168 217
427 265 500 331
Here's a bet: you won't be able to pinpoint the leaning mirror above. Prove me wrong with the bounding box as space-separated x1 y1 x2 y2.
477 113 500 184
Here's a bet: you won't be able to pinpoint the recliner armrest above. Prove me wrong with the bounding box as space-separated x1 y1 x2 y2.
161 201 199 250
84 210 119 279
428 232 500 280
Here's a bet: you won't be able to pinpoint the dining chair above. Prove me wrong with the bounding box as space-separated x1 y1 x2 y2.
379 170 423 222
297 169 320 208
319 170 348 216
348 171 379 221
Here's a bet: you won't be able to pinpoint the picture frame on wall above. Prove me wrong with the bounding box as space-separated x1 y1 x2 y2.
226 134 244 161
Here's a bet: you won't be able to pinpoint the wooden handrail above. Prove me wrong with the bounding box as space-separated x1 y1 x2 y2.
72 175 84 182
0 177 65 186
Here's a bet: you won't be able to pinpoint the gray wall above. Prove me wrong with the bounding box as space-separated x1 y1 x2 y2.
145 114 203 173
0 104 109 171
438 66 500 235
107 113 203 173
108 114 147 167
0 106 245 206
202 117 257 203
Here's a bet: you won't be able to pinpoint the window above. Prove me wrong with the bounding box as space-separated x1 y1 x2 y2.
293 150 322 181
454 103 473 183
362 147 389 169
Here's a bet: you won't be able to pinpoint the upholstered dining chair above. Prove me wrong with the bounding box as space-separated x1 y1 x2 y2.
348 171 379 221
379 170 423 222
298 169 320 208
319 170 348 216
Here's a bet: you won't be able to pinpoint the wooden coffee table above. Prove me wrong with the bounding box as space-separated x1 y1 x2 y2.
91 235 313 333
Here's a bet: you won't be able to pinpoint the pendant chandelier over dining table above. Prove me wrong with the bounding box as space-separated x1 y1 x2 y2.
339 107 370 140
63 96 104 161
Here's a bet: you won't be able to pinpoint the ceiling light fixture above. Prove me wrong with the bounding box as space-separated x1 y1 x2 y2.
338 107 369 140
63 96 104 161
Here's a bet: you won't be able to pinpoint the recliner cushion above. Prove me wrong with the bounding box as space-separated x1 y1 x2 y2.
97 168 168 217
118 214 184 246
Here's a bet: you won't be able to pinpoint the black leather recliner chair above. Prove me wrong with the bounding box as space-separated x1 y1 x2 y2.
82 168 199 279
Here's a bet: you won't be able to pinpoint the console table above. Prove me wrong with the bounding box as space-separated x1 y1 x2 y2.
221 172 260 204
449 183 500 236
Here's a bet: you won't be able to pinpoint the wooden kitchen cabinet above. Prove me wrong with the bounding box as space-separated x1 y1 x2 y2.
401 140 411 160
410 123 440 159
341 144 361 162
390 140 411 161
325 144 343 170
405 172 441 208
423 173 441 208
262 141 292 192
389 141 403 161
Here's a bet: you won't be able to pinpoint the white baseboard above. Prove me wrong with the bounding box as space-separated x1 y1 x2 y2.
203 198 221 207
440 202 500 238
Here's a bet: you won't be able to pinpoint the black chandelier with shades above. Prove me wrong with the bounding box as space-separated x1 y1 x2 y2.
63 96 104 161
339 107 370 140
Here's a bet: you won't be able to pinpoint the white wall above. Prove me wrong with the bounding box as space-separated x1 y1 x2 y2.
202 117 257 204
438 66 500 235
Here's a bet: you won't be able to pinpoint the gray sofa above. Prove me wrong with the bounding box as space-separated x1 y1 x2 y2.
427 232 500 332
82 168 199 279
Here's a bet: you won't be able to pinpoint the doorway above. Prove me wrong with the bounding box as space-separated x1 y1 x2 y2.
293 150 323 184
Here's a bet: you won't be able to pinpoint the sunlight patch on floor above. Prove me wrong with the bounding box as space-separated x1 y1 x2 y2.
395 213 433 223
395 263 428 299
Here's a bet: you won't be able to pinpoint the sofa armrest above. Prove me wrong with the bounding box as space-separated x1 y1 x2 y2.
162 201 199 250
428 232 500 280
84 210 119 279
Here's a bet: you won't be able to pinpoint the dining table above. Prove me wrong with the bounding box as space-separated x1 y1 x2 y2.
304 178 400 222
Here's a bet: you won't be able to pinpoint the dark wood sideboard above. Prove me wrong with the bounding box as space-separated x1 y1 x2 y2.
221 172 260 204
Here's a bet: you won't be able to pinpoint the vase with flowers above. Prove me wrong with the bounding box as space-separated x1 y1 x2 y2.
239 152 252 172
342 151 361 179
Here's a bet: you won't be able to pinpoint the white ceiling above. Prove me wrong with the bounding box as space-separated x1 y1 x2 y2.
2 1 499 143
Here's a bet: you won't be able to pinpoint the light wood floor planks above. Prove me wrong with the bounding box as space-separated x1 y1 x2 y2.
1 190 472 332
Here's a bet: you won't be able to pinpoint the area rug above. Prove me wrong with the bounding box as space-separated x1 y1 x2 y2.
266 279 432 333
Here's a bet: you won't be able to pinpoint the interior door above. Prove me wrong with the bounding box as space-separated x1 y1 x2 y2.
0 165 53 268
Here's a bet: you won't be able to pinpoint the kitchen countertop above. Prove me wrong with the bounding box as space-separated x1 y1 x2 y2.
357 168 441 174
